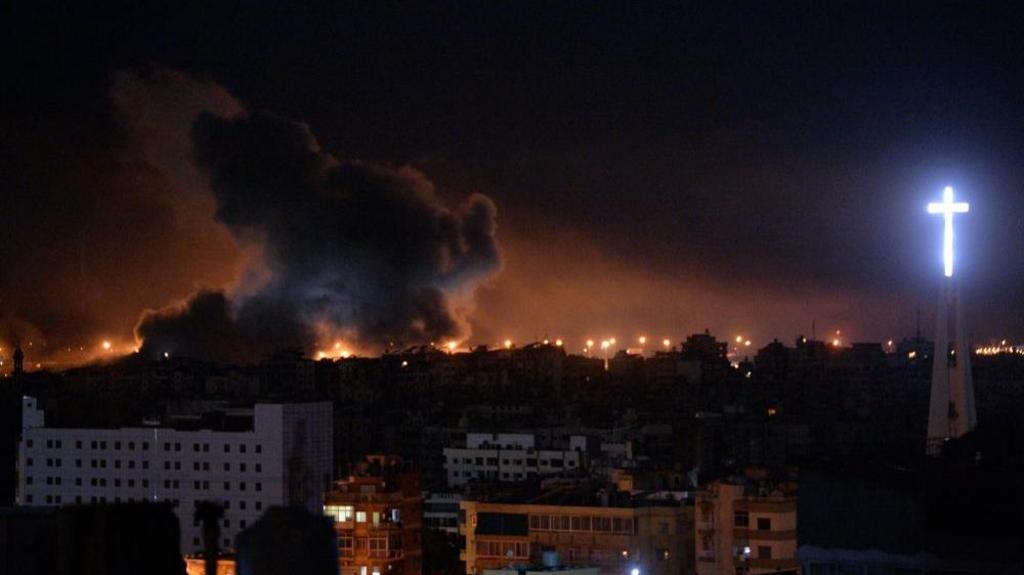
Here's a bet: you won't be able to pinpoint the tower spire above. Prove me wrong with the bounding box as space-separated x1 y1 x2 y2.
925 186 976 454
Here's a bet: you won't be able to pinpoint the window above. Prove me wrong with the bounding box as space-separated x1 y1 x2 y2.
114 441 120 450
164 442 171 452
142 442 149 451
240 501 247 510
255 482 262 492
75 477 81 486
77 440 83 449
203 443 209 452
240 444 247 453
240 482 246 491
194 444 200 452
25 458 33 467
127 441 134 450
255 444 262 454
757 517 772 531
734 511 749 527
175 461 181 470
240 463 247 472
75 459 81 468
255 463 262 473
115 460 121 469
255 501 262 511
224 444 231 453
175 443 181 452
356 511 367 523
224 482 231 491
758 546 772 559
28 439 35 448
25 476 33 485
224 463 230 472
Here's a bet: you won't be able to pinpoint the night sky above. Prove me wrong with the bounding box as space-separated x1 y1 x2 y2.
3 3 1023 364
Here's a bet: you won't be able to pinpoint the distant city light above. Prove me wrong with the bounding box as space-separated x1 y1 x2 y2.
555 339 563 347
504 339 512 349
609 338 616 345
446 341 458 352
662 339 671 348
735 335 743 343
638 336 647 345
832 338 841 347
600 340 610 350
744 340 751 347
586 339 594 348
908 351 917 359
163 351 170 358
101 340 112 351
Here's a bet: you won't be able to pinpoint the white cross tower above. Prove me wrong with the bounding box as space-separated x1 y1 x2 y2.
925 186 976 454
927 186 970 278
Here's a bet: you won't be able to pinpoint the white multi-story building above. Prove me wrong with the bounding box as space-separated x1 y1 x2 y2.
16 396 332 553
443 433 588 488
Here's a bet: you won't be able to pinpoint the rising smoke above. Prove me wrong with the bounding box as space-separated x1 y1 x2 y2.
134 75 502 361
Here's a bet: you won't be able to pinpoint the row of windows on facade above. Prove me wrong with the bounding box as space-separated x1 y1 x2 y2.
734 511 773 531
26 457 261 473
450 470 534 480
26 493 184 505
25 475 262 492
475 542 672 562
337 535 404 558
323 505 401 524
30 438 263 454
526 514 637 534
448 456 572 467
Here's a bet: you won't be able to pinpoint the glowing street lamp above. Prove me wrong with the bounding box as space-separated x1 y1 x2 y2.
927 186 969 278
101 340 112 351
662 338 671 349
638 336 647 346
504 339 513 349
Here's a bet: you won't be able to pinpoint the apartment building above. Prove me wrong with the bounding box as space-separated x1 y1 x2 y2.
460 485 693 575
444 433 590 487
323 457 423 575
16 396 332 553
695 472 798 575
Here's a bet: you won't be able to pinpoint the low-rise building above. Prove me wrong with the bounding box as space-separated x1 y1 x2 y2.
695 470 798 575
444 433 589 488
323 456 423 575
460 483 693 575
16 396 333 554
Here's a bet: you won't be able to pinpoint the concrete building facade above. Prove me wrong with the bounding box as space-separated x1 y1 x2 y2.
461 497 693 575
16 396 332 553
444 433 587 487
695 479 797 575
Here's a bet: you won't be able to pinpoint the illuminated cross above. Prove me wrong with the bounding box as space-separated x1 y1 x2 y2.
927 186 969 277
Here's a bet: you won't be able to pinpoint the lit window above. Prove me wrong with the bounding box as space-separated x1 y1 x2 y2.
356 511 367 523
324 505 355 522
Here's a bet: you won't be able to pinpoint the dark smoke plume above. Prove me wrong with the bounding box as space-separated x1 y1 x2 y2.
137 109 501 361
